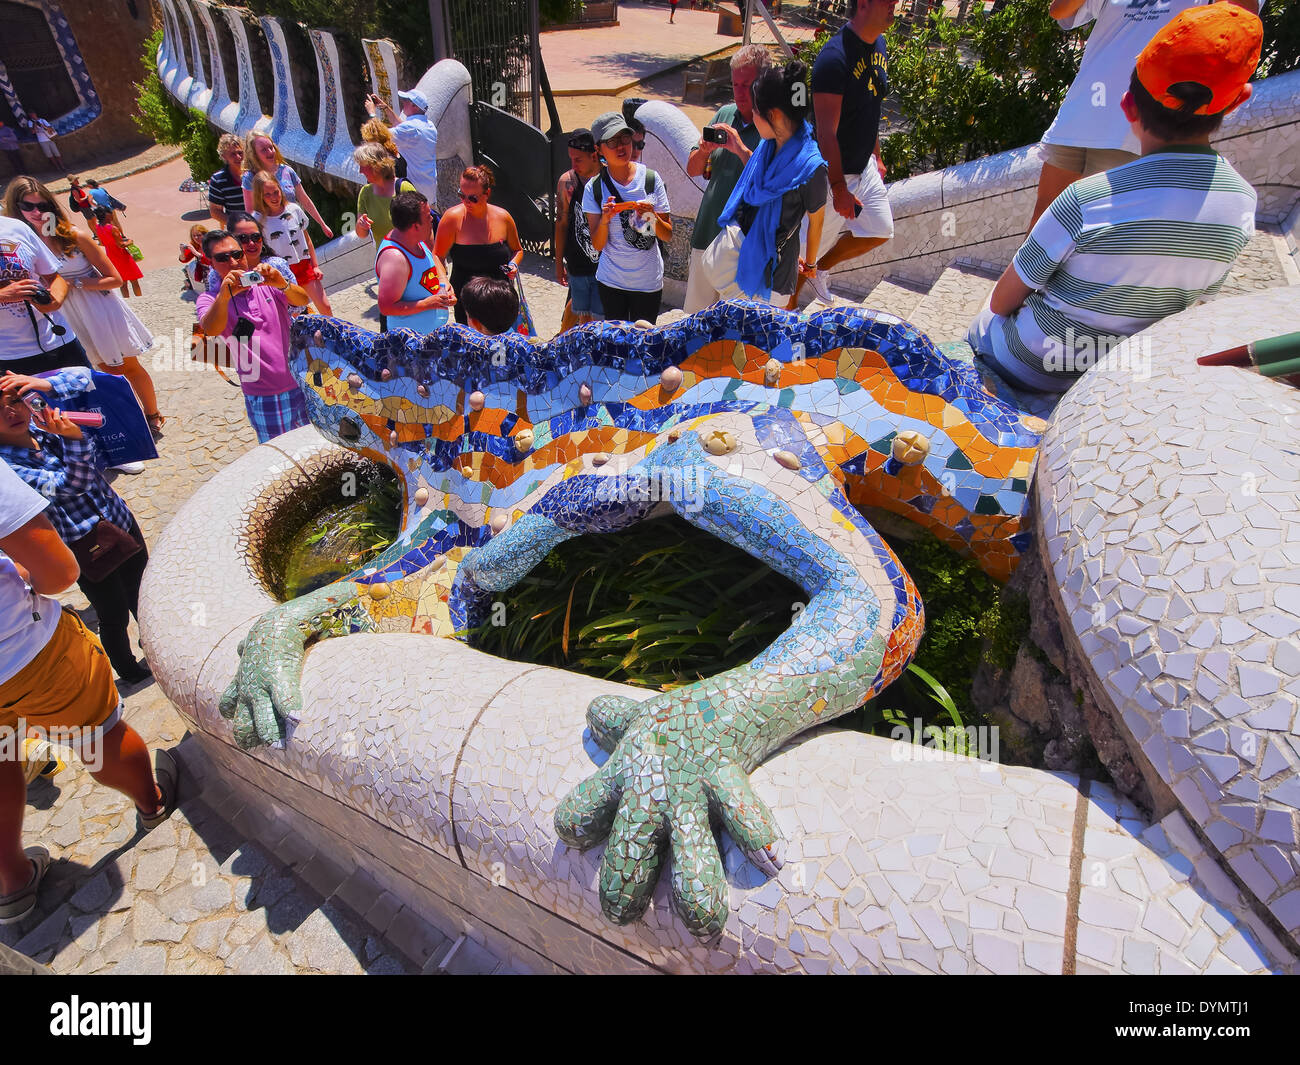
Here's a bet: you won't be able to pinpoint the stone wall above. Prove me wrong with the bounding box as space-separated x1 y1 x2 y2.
0 0 154 175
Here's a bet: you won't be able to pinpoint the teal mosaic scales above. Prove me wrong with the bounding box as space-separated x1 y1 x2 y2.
219 301 1045 938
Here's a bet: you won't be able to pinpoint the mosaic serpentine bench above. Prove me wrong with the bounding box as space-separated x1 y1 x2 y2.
140 293 1300 973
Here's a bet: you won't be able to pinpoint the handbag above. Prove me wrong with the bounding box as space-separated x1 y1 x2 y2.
67 517 143 582
126 240 144 262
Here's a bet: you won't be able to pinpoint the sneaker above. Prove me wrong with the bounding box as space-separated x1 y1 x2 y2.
110 461 145 475
806 271 836 307
0 847 50 924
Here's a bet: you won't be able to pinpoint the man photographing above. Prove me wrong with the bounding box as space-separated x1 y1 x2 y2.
683 44 771 313
365 89 439 207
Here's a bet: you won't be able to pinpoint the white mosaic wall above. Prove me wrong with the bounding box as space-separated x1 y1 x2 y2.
1038 286 1300 948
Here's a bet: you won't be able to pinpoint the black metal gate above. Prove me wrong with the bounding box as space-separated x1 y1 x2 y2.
432 0 542 126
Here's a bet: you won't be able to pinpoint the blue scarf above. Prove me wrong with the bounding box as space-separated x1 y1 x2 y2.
717 122 825 299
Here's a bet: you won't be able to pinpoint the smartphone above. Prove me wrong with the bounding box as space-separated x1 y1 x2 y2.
702 126 728 144
240 270 264 286
22 393 106 428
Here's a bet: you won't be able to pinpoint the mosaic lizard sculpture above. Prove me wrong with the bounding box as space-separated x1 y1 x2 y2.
219 302 1045 939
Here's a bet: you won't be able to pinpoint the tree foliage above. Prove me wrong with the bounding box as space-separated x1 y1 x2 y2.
1259 0 1300 78
798 0 1298 180
878 1 1086 178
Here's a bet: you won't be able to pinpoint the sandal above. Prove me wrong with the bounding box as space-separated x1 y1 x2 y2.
0 847 51 925
146 412 166 435
137 748 180 831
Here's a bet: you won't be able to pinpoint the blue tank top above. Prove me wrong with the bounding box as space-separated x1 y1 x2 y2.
376 236 449 333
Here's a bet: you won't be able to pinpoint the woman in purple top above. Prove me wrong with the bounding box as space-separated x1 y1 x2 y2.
194 230 311 443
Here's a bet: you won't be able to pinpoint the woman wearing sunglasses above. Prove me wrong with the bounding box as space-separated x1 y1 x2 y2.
0 189 88 378
581 112 673 324
432 165 525 328
205 212 308 317
3 177 163 433
195 229 311 444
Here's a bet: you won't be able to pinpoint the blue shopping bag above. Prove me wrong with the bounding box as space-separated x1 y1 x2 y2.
56 370 159 466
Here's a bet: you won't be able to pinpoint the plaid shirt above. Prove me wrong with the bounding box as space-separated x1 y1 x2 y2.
0 370 131 542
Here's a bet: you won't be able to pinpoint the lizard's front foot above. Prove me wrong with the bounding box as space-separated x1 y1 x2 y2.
218 603 312 749
556 684 783 940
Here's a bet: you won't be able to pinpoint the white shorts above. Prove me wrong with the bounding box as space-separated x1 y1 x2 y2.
804 163 894 260
37 139 57 158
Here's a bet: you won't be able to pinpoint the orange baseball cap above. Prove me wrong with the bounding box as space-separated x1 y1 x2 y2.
1135 2 1262 115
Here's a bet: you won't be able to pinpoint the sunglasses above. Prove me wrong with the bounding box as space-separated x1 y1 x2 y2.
212 248 245 264
458 191 480 203
18 200 51 213
633 140 645 151
234 232 263 245
605 133 633 149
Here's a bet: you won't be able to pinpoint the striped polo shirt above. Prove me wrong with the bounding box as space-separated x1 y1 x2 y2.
992 146 1256 390
207 165 246 216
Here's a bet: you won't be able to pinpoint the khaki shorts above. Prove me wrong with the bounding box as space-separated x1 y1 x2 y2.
0 608 121 750
1038 142 1139 177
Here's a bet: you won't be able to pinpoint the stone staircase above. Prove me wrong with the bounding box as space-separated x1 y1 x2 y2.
811 222 1300 346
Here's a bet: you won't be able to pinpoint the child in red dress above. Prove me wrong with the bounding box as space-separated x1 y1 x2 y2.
94 208 142 298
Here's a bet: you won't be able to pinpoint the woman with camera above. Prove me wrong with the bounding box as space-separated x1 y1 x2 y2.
0 210 88 377
698 61 827 309
3 177 161 433
194 229 311 444
581 112 673 323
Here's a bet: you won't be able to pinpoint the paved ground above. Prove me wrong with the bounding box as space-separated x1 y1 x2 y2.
542 0 818 94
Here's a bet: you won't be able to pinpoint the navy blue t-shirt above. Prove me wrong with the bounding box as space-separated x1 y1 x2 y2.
811 26 889 176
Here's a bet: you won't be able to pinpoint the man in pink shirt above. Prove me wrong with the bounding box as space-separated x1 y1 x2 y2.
195 229 311 443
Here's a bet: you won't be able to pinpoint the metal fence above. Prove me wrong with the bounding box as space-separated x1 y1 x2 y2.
431 0 542 126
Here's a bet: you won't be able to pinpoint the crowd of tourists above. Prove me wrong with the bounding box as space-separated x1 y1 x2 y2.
0 0 1272 925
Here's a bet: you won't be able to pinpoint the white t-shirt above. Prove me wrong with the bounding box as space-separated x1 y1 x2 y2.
33 119 54 144
1041 0 1244 153
0 216 73 359
0 463 60 686
256 204 312 265
580 164 671 292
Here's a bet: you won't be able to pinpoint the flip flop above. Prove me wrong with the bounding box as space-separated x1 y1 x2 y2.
0 847 51 925
138 748 180 831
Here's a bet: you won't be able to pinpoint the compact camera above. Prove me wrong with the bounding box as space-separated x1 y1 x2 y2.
702 126 728 145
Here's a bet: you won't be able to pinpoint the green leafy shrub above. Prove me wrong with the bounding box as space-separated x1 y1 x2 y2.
1260 0 1300 77
469 516 805 690
795 2 1086 178
133 28 190 146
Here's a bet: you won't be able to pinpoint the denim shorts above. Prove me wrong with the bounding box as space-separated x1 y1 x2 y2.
568 273 602 317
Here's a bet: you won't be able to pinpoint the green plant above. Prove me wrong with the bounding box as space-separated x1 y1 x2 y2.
1260 0 1300 77
468 516 804 689
133 28 190 146
881 2 1086 177
179 111 223 185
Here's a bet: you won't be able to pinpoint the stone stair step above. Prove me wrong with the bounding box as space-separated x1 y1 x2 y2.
907 262 1001 344
860 275 930 323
